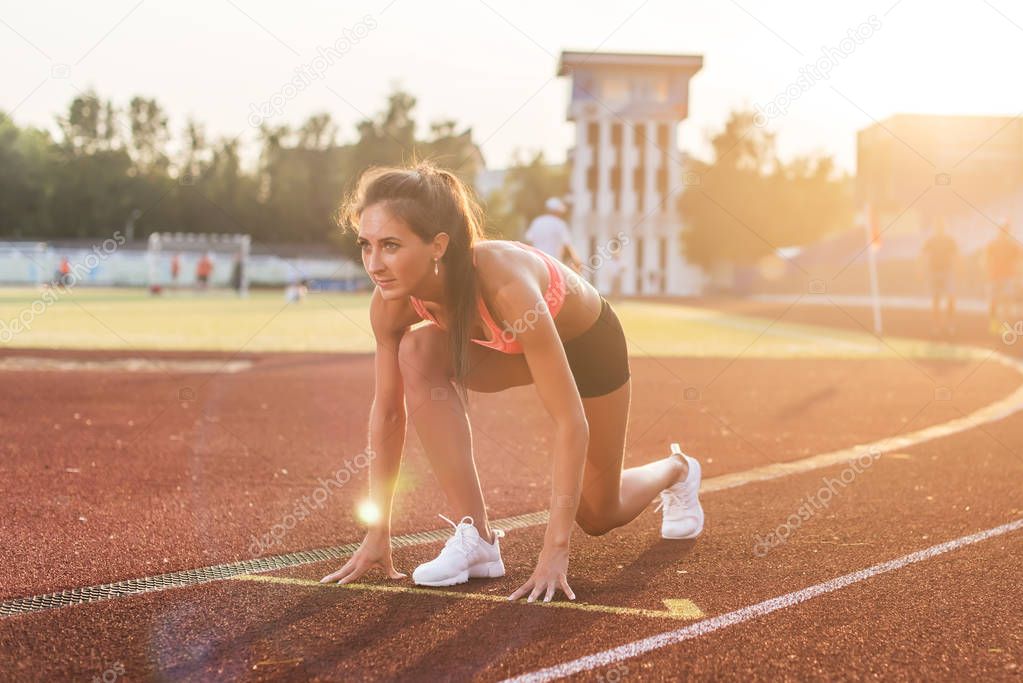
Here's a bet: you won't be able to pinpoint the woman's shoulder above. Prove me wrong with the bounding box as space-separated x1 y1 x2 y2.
473 240 544 297
470 239 536 282
473 239 543 273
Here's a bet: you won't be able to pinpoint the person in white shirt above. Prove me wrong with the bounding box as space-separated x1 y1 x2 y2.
524 198 583 272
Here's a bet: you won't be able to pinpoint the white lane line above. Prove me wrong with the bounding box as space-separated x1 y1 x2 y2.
0 356 253 373
703 348 1023 493
501 517 1023 683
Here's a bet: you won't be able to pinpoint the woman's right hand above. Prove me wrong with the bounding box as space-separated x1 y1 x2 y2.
319 530 406 584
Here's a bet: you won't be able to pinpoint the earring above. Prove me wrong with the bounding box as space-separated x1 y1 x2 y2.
434 258 439 276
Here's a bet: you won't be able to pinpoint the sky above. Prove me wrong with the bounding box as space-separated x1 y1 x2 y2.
2 0 1021 174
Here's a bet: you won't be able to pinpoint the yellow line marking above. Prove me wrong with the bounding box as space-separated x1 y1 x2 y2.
230 574 705 621
661 598 704 619
252 658 303 668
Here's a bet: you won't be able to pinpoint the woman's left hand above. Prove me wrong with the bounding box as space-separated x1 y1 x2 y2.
507 543 576 602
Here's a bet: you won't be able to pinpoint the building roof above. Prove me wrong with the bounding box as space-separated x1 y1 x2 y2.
857 112 1023 138
558 50 703 75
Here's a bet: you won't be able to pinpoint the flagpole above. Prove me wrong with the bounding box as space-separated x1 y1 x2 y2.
864 205 883 336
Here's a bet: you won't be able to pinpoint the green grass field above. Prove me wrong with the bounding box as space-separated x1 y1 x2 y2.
0 286 975 360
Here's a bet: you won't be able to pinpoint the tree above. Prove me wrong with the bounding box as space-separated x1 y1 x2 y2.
331 88 485 253
422 119 482 188
296 112 337 150
498 150 568 239
348 88 417 175
127 96 170 176
57 90 121 155
0 113 55 236
2 87 488 246
679 109 852 270
49 92 135 237
178 118 208 181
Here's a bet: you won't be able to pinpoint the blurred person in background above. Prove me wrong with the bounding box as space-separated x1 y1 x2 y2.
284 278 309 303
986 221 1022 334
921 218 959 337
229 250 244 294
196 252 213 291
55 255 72 287
525 198 583 274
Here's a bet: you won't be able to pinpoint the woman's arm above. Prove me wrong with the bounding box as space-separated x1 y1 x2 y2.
365 340 407 537
320 288 416 584
492 278 589 602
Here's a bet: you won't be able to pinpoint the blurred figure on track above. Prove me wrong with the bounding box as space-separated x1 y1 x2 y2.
284 278 309 303
170 253 181 288
525 198 583 274
921 218 959 337
229 250 244 295
196 252 213 291
986 221 1022 334
55 255 73 288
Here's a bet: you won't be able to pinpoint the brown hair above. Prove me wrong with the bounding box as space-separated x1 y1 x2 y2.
341 162 487 401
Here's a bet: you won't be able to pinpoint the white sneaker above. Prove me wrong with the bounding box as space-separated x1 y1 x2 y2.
655 443 705 539
411 514 506 587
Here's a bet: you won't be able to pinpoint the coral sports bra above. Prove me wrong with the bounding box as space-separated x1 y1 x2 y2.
406 241 568 355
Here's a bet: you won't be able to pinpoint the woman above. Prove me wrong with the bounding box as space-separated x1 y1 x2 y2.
320 163 704 603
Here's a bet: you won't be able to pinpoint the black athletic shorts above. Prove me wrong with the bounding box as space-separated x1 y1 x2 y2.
564 296 631 398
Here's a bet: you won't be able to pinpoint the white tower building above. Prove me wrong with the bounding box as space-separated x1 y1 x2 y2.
558 51 704 296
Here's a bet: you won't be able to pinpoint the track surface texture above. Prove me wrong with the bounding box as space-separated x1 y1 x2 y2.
2 300 1021 681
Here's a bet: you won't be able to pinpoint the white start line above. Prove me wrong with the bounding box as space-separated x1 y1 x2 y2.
500 516 1023 683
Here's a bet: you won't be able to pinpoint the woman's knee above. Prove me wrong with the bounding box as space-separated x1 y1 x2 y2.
575 507 614 537
397 326 449 385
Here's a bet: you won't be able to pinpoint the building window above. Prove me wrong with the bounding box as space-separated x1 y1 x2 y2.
653 78 670 103
588 236 597 283
659 123 672 203
657 123 670 150
633 168 645 212
658 237 668 293
635 123 646 213
635 237 644 292
611 165 622 211
602 78 629 105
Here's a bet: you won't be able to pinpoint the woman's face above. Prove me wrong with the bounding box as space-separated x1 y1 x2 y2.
357 204 436 300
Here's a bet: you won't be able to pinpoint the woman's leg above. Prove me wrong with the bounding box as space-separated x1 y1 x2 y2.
574 378 688 536
397 324 532 543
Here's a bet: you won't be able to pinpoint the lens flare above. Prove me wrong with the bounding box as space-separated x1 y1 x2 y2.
356 500 381 525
